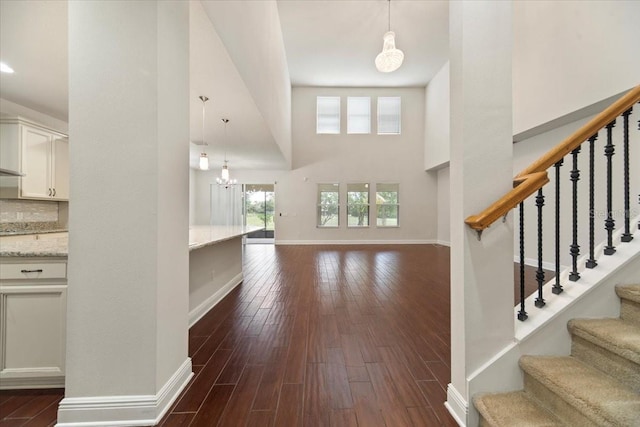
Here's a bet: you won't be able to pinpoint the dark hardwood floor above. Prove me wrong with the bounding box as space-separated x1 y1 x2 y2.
0 243 549 426
161 244 457 427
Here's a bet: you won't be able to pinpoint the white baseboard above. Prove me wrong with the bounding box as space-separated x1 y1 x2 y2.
188 272 243 328
0 375 64 390
446 383 468 427
275 239 437 245
56 358 193 427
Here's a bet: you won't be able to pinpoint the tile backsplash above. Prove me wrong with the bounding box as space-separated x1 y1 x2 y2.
0 199 66 232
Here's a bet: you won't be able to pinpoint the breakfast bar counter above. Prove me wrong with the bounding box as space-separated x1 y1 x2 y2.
187 225 263 326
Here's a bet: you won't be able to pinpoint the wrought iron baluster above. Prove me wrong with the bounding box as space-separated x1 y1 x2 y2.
604 120 616 255
518 202 528 321
535 189 545 307
553 159 564 294
569 147 581 281
586 134 598 268
621 108 633 242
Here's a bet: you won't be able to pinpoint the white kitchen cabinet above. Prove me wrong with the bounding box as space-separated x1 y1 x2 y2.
0 118 69 201
0 258 67 389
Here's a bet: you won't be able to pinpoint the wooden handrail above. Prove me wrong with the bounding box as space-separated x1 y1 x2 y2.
465 84 640 231
465 172 549 231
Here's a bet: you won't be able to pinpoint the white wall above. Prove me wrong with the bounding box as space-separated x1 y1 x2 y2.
189 168 196 226
436 167 450 246
282 87 434 243
191 87 437 244
424 61 450 171
513 1 640 135
201 0 292 168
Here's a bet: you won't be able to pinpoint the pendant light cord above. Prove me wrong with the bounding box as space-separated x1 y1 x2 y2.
222 118 230 162
388 0 391 32
199 96 208 147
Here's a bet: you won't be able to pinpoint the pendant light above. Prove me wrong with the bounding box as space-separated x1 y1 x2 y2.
375 0 404 73
216 118 237 188
199 95 210 170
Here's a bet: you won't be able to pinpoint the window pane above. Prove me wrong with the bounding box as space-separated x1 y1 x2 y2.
318 183 340 227
317 96 340 134
376 183 399 227
377 97 401 135
347 97 371 134
347 183 369 227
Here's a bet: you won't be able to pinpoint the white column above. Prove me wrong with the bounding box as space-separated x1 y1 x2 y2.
448 1 514 425
58 1 191 425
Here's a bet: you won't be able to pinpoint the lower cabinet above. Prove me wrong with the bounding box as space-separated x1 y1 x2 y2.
0 259 67 389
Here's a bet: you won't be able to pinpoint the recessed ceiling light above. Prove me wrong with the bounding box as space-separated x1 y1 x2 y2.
0 62 15 73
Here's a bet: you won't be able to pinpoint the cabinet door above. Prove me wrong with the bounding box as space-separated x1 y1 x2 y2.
52 138 69 200
0 285 66 387
20 126 52 199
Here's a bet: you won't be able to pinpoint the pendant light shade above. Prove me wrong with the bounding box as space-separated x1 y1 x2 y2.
199 95 210 170
199 152 209 170
375 0 404 73
375 31 404 73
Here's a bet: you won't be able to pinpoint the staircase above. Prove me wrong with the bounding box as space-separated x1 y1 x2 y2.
474 284 640 426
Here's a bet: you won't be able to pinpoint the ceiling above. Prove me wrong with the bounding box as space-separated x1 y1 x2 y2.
278 0 449 87
0 0 449 170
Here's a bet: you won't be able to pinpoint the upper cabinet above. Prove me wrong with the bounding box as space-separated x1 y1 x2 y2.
0 118 69 201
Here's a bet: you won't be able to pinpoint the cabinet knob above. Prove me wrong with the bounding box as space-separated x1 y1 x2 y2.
53 188 56 197
48 188 52 196
21 269 44 273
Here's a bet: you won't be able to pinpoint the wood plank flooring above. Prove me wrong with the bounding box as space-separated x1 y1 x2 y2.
0 243 548 426
160 244 457 427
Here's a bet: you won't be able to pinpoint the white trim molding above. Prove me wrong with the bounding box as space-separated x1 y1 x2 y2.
445 383 468 427
56 358 193 427
188 272 243 328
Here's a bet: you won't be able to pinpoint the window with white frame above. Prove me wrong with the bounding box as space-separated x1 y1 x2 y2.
347 97 371 134
317 183 340 227
347 183 370 227
376 183 399 227
377 97 401 135
316 96 340 134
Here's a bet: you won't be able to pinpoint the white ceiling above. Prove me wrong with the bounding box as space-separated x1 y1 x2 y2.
277 0 449 87
0 0 449 171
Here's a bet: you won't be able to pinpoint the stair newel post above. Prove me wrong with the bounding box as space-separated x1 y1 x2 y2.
535 189 546 308
586 134 598 268
604 120 616 255
621 108 633 242
569 147 581 281
552 159 564 294
518 201 528 321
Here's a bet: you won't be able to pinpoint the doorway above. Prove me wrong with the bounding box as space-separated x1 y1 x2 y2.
244 184 275 243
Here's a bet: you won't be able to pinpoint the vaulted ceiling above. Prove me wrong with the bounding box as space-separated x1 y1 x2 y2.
0 0 449 171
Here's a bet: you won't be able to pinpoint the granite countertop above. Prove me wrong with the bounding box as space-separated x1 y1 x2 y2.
0 226 264 257
0 228 69 237
188 225 264 251
0 235 69 257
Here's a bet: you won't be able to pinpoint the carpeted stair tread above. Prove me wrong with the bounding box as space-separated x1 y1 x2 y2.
474 391 563 427
616 284 640 304
520 355 640 426
568 318 640 364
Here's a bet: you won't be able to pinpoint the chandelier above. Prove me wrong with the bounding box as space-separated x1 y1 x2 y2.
216 118 237 188
375 0 404 73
